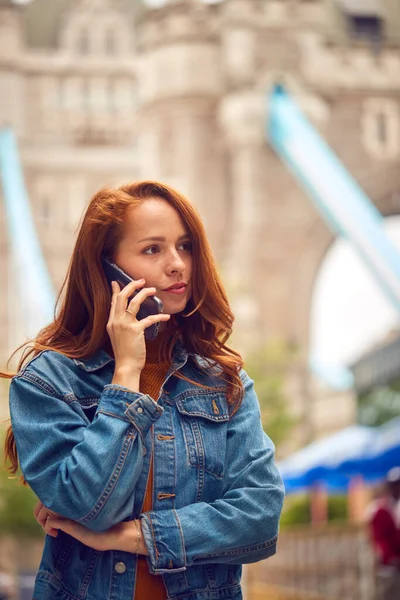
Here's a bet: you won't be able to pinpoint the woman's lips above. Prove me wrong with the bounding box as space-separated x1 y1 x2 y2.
163 286 187 295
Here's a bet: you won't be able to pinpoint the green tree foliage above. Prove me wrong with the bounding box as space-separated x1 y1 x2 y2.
245 341 297 449
0 426 43 538
280 494 348 529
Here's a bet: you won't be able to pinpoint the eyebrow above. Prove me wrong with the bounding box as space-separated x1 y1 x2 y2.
137 234 190 244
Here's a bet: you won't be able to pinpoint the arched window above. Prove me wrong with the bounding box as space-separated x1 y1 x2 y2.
362 98 400 160
376 111 387 144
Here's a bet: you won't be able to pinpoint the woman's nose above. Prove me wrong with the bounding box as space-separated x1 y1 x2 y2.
167 250 185 274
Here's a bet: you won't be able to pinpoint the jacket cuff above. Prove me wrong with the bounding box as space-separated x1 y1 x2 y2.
140 509 187 574
98 385 163 440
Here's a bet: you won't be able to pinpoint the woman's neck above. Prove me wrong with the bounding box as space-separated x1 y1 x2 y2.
145 319 178 364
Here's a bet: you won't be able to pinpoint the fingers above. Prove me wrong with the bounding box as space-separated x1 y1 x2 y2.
108 280 119 323
34 501 61 537
33 500 43 520
44 518 59 538
125 287 158 317
47 518 105 552
37 505 49 529
140 313 171 330
113 279 145 317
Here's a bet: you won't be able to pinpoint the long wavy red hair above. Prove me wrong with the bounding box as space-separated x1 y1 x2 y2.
2 181 243 473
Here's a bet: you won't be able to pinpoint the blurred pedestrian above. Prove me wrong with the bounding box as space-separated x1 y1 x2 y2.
2 181 284 600
367 467 400 600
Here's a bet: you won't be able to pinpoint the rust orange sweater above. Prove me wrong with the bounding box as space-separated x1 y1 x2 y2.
134 332 171 600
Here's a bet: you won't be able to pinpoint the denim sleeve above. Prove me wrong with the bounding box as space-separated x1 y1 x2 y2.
9 375 163 532
140 372 285 574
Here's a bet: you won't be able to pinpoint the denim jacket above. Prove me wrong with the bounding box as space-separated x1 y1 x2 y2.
9 342 284 600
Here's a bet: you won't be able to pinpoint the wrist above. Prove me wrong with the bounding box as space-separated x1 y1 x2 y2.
111 367 141 393
119 520 148 555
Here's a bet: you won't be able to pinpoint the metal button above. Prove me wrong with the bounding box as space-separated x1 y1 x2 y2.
137 407 143 414
114 561 126 574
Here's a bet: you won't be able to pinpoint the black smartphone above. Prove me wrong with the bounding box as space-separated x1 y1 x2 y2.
101 257 163 340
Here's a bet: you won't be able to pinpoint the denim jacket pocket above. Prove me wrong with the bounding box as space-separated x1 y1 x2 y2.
176 393 229 480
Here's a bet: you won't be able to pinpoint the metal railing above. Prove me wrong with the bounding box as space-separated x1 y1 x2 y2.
246 524 376 600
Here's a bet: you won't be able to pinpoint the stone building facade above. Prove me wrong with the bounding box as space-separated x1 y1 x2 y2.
1 0 400 440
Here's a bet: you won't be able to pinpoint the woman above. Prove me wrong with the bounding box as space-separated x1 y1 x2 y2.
3 181 284 600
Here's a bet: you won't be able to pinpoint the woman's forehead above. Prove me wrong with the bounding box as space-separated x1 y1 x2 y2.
123 198 187 238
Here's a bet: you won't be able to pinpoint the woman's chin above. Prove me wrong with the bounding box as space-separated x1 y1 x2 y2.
164 304 187 316
161 296 190 317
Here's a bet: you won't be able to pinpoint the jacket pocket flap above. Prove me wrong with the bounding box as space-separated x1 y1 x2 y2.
176 394 229 422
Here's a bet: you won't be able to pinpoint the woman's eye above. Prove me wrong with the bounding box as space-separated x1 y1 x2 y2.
143 245 159 255
178 242 192 252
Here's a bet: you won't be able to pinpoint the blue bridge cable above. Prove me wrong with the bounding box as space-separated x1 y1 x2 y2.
0 127 56 337
268 84 400 388
268 84 400 312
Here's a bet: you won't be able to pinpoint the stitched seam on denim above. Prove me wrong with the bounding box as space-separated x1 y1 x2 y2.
55 536 74 570
79 549 100 596
187 462 224 481
137 434 152 516
172 509 187 568
35 571 82 600
204 466 224 480
168 583 241 599
146 515 161 566
97 409 132 423
16 349 50 376
129 417 148 448
170 408 178 510
175 388 226 401
16 372 65 400
194 536 278 559
80 431 135 523
192 420 205 502
74 358 113 371
126 397 163 418
76 397 100 405
103 385 153 404
176 408 229 422
180 418 196 469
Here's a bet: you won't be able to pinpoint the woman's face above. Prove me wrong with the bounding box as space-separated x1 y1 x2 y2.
113 198 193 317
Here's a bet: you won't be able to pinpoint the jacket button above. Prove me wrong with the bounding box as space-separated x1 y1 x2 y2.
114 562 127 574
137 407 144 413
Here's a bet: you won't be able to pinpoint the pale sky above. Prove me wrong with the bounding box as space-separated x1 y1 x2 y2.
310 216 400 374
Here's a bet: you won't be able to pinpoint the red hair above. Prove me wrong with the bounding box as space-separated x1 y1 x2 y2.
2 181 243 473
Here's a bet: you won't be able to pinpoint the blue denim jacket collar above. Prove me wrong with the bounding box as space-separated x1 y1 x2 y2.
72 339 189 373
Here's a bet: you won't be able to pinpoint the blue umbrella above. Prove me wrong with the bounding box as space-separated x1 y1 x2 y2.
278 418 400 493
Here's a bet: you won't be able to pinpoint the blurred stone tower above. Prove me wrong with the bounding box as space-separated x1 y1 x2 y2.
1 0 400 439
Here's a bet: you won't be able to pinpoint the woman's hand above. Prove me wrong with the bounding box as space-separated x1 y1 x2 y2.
107 280 170 385
33 500 60 538
46 516 149 555
34 500 148 554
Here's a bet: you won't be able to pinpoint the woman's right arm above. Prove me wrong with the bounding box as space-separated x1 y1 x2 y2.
10 374 159 532
10 279 170 533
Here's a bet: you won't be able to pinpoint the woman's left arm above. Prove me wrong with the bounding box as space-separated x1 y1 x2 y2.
140 371 285 574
